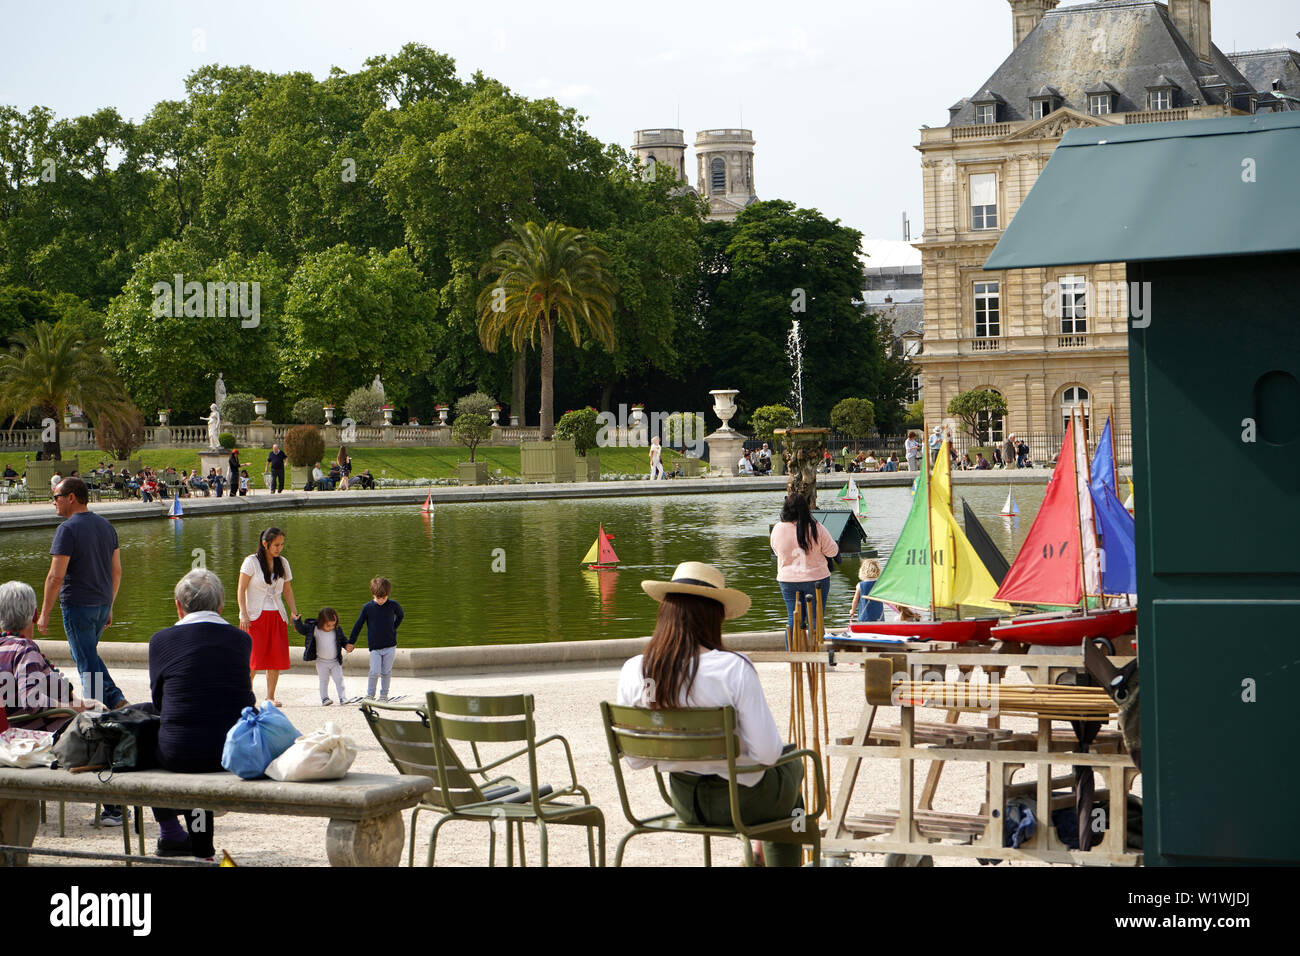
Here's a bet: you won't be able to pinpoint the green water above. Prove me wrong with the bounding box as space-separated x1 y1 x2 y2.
2 485 1046 647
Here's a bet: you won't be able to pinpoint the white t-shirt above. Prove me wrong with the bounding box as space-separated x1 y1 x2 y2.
616 650 783 787
239 553 292 622
649 444 662 465
315 626 339 661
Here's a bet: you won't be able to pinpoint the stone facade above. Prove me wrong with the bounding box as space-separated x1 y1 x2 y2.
914 0 1289 443
694 129 758 221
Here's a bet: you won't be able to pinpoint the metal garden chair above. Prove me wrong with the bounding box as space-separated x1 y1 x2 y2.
601 702 826 866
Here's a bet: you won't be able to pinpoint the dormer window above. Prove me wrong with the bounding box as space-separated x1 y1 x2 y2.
1146 76 1179 111
970 90 1005 125
1029 86 1062 121
1086 81 1119 116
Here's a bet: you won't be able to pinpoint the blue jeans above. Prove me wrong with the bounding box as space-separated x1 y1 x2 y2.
61 602 125 708
367 646 396 699
779 578 831 645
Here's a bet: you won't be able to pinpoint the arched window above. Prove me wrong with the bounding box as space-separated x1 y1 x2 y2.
710 157 726 194
1060 385 1091 435
976 388 1006 445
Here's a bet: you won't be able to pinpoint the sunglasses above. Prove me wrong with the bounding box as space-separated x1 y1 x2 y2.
52 492 72 500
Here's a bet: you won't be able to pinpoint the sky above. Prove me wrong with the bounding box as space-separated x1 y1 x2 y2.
1 0 1295 242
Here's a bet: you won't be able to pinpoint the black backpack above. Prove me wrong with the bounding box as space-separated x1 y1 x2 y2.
52 704 159 778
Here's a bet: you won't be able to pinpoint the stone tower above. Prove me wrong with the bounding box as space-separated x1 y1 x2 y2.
631 129 688 185
1007 0 1060 47
694 129 758 222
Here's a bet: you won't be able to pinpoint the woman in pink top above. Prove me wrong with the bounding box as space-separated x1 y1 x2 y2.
769 493 839 640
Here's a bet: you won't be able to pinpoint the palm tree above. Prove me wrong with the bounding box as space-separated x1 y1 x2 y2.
0 320 131 459
476 221 617 439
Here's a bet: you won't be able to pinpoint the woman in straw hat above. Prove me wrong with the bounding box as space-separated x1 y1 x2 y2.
616 561 804 866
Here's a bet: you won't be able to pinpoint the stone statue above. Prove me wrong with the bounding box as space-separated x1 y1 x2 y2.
214 373 227 408
371 374 385 399
200 403 222 450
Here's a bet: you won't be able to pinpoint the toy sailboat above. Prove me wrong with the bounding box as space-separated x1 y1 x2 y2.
1123 478 1135 514
839 476 860 502
581 525 619 570
998 487 1020 517
167 493 183 519
420 492 433 514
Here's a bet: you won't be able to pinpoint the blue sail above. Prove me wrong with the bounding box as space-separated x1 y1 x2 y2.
1090 418 1136 593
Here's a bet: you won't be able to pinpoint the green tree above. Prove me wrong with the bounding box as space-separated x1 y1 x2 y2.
344 386 385 427
451 413 491 462
831 397 876 439
95 404 147 460
749 404 797 444
948 389 1009 443
0 320 130 458
476 222 616 439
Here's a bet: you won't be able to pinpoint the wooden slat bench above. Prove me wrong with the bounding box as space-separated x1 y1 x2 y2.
0 768 432 867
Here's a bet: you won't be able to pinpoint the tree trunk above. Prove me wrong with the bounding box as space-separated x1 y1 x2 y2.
540 322 555 440
600 381 613 414
512 351 527 426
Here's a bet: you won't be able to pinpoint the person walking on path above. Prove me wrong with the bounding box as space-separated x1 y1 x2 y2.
769 492 839 639
266 444 287 494
237 527 298 706
649 436 665 481
347 577 403 701
1003 432 1018 471
37 477 127 710
904 432 921 472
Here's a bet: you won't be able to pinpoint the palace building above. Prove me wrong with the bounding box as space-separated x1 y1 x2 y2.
914 0 1297 449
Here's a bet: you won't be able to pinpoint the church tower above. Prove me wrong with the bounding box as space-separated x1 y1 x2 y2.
631 129 688 184
694 128 758 222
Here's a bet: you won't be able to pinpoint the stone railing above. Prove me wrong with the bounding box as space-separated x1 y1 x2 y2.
1125 108 1190 125
1056 334 1090 349
492 426 543 444
950 122 1014 141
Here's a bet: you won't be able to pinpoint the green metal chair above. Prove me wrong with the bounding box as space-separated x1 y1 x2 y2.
362 699 515 866
601 702 826 866
424 691 605 867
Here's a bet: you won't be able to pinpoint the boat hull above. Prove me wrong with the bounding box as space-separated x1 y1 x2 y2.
847 620 983 643
990 608 1136 647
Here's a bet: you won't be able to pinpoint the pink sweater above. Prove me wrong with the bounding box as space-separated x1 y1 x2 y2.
770 520 839 582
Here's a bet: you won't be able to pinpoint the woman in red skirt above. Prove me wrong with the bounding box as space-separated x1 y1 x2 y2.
236 526 299 705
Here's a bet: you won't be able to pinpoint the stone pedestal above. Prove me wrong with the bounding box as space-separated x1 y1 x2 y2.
322 424 341 448
775 427 830 509
199 451 230 478
704 429 749 476
246 422 275 447
326 812 405 867
153 425 172 445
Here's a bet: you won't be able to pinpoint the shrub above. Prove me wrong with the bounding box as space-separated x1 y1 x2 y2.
292 396 328 425
284 424 325 467
904 400 924 428
219 392 256 425
218 432 236 450
344 386 385 427
451 413 492 462
555 407 599 456
830 397 876 439
749 405 797 443
454 391 497 419
95 405 146 460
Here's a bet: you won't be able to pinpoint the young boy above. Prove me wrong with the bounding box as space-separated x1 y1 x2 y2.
348 577 404 701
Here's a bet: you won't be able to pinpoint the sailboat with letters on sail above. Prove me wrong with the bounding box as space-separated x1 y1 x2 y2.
846 442 1010 642
989 409 1136 646
581 525 620 570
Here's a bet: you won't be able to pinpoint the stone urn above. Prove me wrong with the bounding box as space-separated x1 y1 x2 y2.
510 414 520 427
382 406 395 425
490 406 501 425
323 405 336 424
437 405 449 425
630 405 645 427
158 410 170 426
709 389 739 432
775 427 830 509
253 397 268 421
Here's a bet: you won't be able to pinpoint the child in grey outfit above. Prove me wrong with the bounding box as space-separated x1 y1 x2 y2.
292 607 349 704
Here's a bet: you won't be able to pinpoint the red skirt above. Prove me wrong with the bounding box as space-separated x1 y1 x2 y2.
248 611 290 671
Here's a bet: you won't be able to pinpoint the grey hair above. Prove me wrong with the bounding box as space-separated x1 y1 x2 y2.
174 569 225 614
0 581 37 633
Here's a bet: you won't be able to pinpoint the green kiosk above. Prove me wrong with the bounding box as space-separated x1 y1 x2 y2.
985 112 1300 866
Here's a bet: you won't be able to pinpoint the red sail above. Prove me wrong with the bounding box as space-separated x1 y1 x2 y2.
995 422 1083 607
596 525 620 566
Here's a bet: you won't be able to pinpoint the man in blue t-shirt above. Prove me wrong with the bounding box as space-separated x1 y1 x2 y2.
38 477 126 710
266 444 287 494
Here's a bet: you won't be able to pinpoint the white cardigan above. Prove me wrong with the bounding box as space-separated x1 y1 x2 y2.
239 554 292 622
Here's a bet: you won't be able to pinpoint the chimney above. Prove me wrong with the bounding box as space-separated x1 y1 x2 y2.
1007 0 1060 48
1169 0 1212 63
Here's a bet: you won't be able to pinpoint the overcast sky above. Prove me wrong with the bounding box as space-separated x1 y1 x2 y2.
2 0 1295 241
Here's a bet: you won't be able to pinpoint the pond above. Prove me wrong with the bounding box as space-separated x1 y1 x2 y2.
3 483 1046 647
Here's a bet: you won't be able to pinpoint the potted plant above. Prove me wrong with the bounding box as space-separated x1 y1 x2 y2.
323 404 336 424
630 403 646 426
381 404 395 425
435 404 450 425
556 407 600 481
284 424 325 490
452 412 492 484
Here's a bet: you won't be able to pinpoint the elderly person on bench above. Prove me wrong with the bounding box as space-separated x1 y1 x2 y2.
149 569 255 859
0 580 105 732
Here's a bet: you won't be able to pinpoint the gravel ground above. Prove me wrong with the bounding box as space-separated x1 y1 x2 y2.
27 659 1122 867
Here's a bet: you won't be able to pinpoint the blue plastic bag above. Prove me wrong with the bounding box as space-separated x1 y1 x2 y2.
221 704 301 780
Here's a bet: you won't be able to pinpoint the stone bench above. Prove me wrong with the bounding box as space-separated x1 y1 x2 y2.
0 768 432 866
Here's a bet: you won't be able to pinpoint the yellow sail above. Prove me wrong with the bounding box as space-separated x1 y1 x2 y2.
930 442 1011 612
580 539 599 565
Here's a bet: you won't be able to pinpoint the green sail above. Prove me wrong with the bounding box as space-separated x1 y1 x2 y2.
869 463 933 610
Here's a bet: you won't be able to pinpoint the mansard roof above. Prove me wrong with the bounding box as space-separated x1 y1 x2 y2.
946 0 1257 126
1230 48 1300 105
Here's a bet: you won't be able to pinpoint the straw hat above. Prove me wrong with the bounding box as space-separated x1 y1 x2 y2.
642 562 751 620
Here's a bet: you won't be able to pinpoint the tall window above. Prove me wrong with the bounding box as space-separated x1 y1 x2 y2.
1031 100 1049 119
974 281 1000 337
910 374 922 404
1148 90 1171 110
976 390 1006 445
1060 275 1088 334
1089 94 1112 116
975 104 995 125
970 173 998 230
710 157 726 194
1061 385 1091 434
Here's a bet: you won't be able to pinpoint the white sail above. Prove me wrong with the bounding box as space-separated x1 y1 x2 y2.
999 488 1019 516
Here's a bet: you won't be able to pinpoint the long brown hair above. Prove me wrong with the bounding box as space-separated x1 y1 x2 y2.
641 594 725 709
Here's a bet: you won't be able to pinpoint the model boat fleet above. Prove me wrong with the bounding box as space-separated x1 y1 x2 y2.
845 409 1137 648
